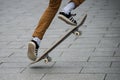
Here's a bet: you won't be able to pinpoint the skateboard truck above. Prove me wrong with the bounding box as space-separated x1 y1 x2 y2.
43 55 52 63
72 29 81 36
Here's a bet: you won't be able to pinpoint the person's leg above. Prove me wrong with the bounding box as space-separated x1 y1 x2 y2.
58 0 85 25
27 0 62 61
33 0 62 40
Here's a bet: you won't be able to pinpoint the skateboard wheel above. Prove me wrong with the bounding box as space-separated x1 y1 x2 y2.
44 56 52 63
74 31 81 36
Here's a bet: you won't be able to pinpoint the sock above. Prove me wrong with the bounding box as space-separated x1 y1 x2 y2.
32 37 41 46
62 2 75 14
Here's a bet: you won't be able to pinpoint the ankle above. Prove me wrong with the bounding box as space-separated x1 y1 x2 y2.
62 2 75 15
32 37 41 47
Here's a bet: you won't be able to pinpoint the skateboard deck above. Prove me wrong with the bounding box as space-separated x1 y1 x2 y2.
31 13 87 64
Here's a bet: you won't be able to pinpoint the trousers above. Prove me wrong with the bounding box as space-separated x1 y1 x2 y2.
32 0 85 40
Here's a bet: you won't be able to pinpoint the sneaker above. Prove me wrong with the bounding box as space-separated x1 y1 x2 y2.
58 12 77 26
27 40 39 61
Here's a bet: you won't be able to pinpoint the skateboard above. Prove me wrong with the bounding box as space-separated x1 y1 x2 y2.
31 13 87 64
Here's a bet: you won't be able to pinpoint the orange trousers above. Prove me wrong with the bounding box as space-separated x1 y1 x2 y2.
32 0 85 40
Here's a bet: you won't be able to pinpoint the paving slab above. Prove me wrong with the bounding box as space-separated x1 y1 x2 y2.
42 74 105 80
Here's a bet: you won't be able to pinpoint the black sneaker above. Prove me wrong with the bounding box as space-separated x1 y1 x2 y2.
27 40 39 61
58 12 77 26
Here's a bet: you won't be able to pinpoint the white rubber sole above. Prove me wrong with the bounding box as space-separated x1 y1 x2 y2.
27 42 37 61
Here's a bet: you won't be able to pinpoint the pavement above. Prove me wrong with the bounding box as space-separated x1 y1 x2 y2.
0 0 120 80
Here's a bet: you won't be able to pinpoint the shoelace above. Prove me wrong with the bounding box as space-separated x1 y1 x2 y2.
71 13 76 16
